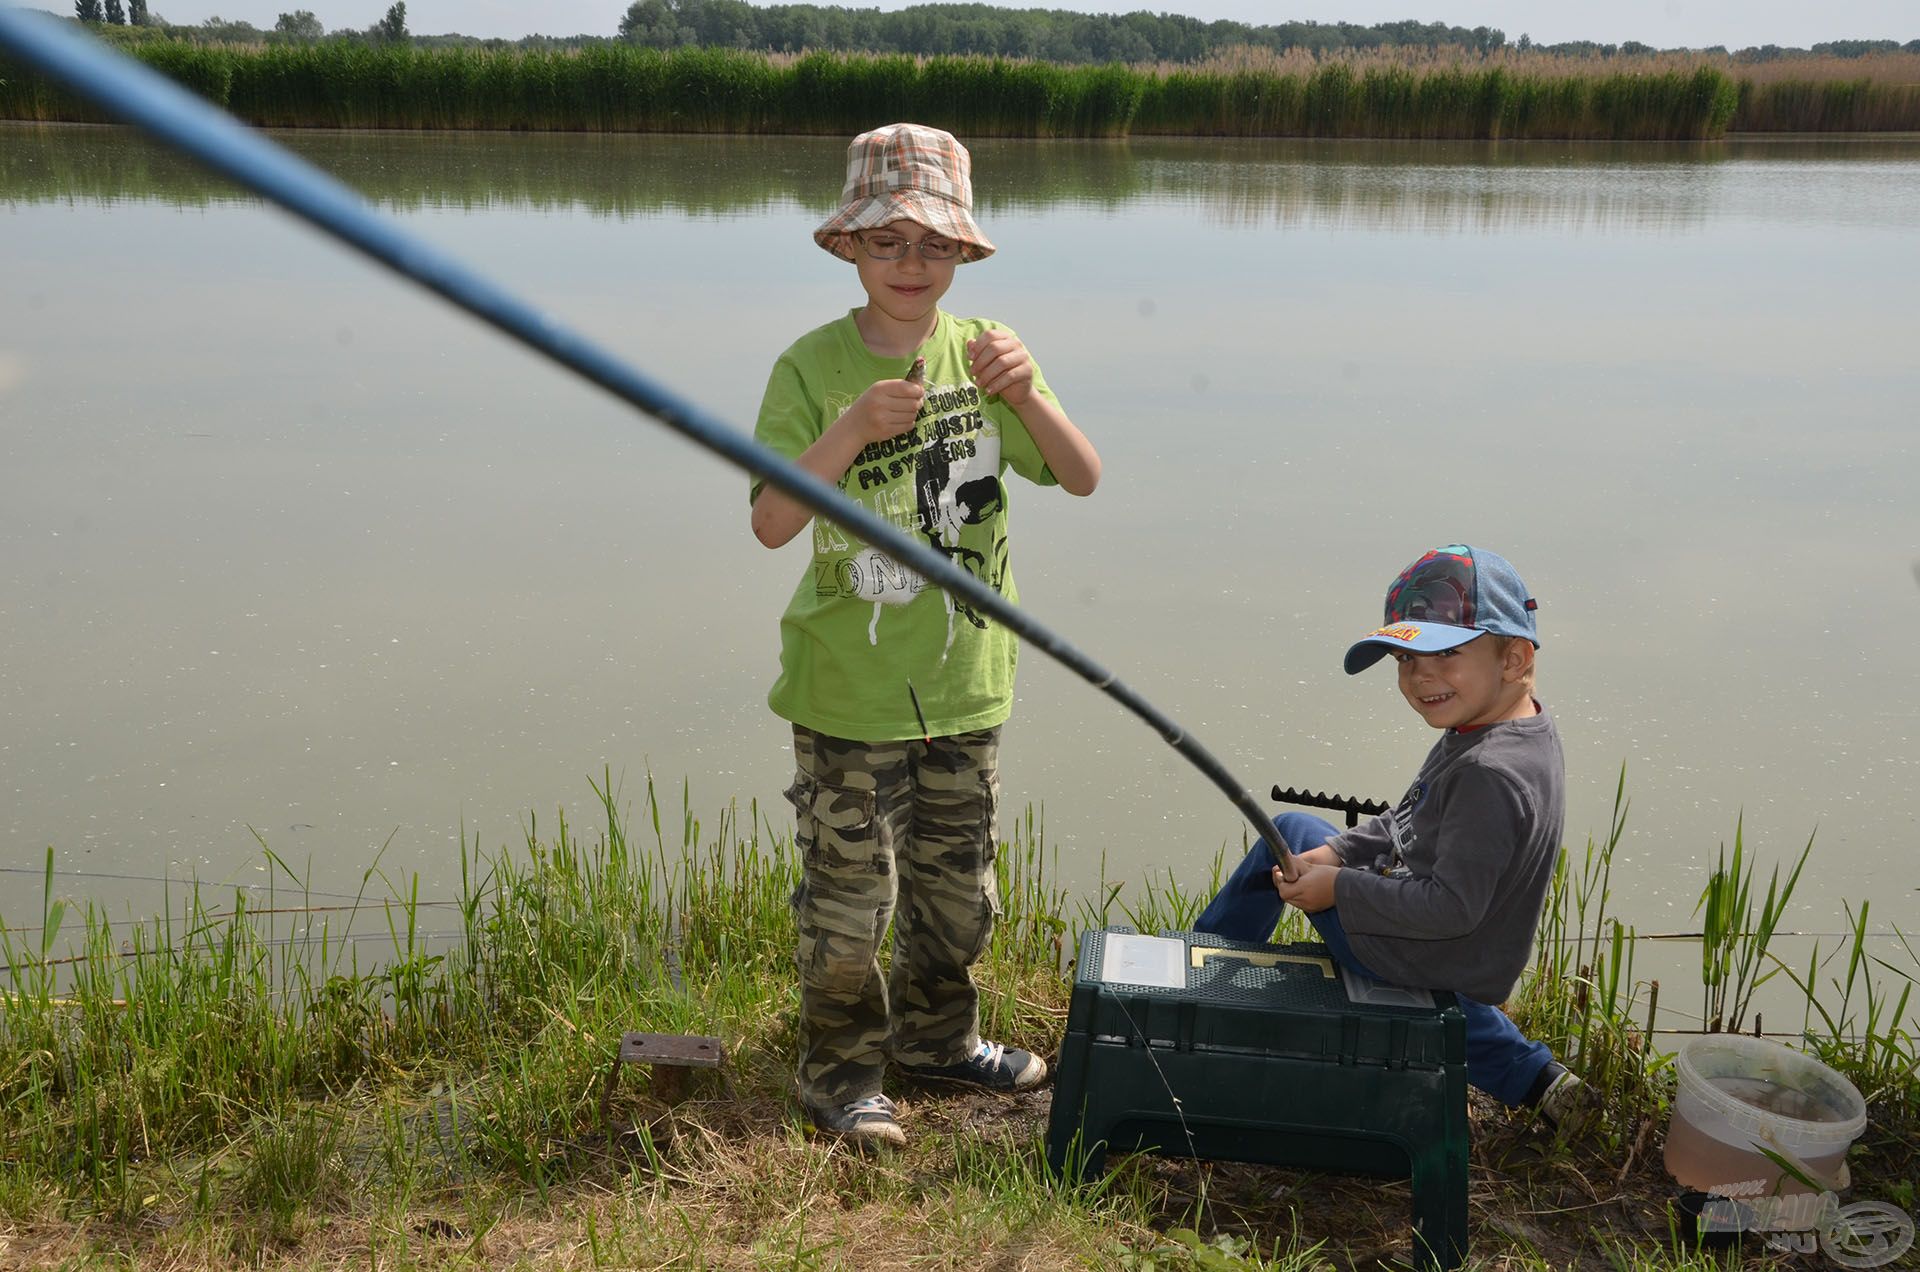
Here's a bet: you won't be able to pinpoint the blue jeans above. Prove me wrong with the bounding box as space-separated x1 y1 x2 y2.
1194 812 1555 1107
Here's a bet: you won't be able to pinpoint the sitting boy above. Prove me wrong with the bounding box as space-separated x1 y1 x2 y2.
1195 544 1592 1129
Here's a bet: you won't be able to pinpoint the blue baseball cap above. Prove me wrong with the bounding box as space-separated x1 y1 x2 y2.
1343 545 1540 674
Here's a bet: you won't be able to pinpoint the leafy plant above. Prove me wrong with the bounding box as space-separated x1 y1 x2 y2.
1695 817 1811 1034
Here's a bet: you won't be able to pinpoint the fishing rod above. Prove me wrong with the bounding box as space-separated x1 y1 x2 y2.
0 7 1296 879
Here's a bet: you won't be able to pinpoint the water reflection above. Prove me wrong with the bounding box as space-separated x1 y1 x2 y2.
7 123 1918 235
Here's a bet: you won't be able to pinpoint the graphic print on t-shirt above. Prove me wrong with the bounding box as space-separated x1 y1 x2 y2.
811 378 1007 649
1380 779 1428 875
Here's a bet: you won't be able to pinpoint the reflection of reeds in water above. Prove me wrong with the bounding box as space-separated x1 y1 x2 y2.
20 123 1911 238
1127 144 1725 235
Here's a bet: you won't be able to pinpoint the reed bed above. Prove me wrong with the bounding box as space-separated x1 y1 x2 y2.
1736 51 1920 85
2 42 1758 139
1130 61 1736 139
3 775 1916 1266
1737 75 1920 131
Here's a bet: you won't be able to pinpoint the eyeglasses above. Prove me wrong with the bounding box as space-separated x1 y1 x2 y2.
856 231 961 261
1383 550 1476 626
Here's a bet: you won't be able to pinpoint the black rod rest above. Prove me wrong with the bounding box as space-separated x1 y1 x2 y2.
1271 785 1391 829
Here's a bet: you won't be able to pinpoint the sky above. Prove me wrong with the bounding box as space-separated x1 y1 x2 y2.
65 1 1920 49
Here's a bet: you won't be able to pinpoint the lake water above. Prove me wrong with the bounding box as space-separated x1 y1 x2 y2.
4 125 1916 1028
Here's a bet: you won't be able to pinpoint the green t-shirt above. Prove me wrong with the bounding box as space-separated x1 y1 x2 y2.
752 309 1060 741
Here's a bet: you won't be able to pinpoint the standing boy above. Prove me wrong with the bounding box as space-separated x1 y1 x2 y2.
751 123 1101 1148
1196 545 1593 1129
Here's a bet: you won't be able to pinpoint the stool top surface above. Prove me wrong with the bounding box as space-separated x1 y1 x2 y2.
1078 928 1448 1016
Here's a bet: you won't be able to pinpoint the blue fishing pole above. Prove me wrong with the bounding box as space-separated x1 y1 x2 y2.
0 7 1297 876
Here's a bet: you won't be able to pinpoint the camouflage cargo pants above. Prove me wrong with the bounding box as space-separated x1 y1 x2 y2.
787 724 1001 1109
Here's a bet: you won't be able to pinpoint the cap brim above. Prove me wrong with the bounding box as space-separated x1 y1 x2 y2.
814 190 994 262
1343 622 1484 674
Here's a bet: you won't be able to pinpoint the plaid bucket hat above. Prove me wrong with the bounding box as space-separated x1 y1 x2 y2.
1343 545 1541 674
814 123 995 263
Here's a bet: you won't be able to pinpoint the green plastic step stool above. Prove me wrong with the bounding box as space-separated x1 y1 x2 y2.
1046 928 1470 1270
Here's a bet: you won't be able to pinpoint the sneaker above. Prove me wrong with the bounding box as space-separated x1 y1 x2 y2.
900 1039 1047 1092
805 1093 905 1148
1535 1066 1601 1137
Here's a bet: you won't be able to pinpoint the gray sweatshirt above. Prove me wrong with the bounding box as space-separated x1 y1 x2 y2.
1329 704 1565 1004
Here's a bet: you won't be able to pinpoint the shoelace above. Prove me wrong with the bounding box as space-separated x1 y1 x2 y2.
974 1040 1006 1069
844 1094 896 1117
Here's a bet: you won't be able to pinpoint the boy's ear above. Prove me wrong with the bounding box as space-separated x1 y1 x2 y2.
1503 637 1535 682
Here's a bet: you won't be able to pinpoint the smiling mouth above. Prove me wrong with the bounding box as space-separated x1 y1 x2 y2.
1418 692 1455 706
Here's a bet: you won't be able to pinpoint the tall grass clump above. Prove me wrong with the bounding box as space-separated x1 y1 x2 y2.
0 773 1074 1210
1131 55 1737 139
1735 76 1920 131
1693 816 1810 1035
1732 51 1920 131
1506 768 1670 1144
5 770 1920 1265
4 41 1746 139
1783 909 1920 1180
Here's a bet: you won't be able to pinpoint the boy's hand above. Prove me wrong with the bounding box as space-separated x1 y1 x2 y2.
1273 862 1338 913
966 327 1036 405
846 377 926 444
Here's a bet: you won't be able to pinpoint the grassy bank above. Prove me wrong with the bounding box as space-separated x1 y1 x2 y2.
2 776 1916 1269
0 43 1756 139
9 41 1919 138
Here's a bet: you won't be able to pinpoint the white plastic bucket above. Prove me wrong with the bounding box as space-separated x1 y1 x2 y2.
1664 1034 1866 1197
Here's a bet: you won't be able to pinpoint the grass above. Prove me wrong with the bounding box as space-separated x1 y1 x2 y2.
0 42 1755 139
8 40 1920 136
2 772 1916 1268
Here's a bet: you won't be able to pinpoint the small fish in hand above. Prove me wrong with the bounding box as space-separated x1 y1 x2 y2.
904 356 926 385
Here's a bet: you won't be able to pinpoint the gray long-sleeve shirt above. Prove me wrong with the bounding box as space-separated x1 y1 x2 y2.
1329 704 1565 1004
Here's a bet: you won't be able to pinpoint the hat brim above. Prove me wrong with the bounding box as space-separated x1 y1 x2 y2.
814 189 994 262
1343 622 1485 675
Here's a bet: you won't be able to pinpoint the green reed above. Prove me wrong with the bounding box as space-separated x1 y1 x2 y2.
2 43 1746 140
1735 77 1920 131
1506 767 1670 1142
1694 816 1810 1035
0 771 1073 1208
1780 907 1920 1176
5 773 1916 1256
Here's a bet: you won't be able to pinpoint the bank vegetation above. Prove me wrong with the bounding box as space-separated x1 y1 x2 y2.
1 775 1915 1268
7 41 1920 138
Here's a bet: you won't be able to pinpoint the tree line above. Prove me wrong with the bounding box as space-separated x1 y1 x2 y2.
70 0 411 44
62 0 1920 66
617 1 1513 62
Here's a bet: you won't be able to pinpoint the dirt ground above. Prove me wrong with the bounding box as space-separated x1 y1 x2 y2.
916 1085 1713 1271
0 1080 1890 1271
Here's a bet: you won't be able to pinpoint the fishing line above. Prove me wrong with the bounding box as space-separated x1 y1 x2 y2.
11 928 469 972
0 864 397 906
1109 993 1197 1160
0 8 1293 876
